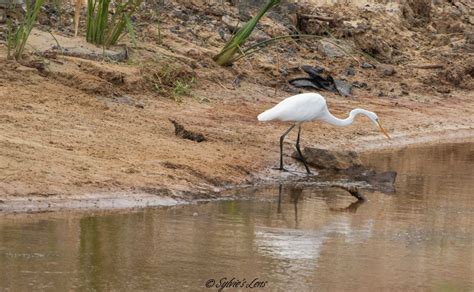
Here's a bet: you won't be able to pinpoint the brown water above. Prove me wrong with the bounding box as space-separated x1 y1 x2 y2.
0 141 473 291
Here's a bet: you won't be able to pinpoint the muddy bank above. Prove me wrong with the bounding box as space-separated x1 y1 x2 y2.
0 59 472 203
1 133 473 214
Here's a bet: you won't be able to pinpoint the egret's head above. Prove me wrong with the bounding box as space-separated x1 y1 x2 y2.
365 111 379 125
351 109 391 139
367 112 391 139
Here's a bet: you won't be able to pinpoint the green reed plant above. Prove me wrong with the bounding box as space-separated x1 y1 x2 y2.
86 0 142 47
213 0 280 66
7 0 45 60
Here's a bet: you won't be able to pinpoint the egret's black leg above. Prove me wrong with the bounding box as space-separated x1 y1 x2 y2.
277 184 282 214
278 124 296 171
296 124 311 174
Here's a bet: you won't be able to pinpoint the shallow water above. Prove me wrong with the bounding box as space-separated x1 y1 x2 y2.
1 141 473 291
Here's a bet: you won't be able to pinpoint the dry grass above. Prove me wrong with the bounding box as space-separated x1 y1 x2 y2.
141 59 196 101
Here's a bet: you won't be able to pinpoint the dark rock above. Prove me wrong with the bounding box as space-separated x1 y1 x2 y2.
288 79 320 89
292 147 397 192
173 9 189 21
320 41 345 58
218 27 227 41
289 65 352 97
230 0 267 12
302 64 325 76
289 65 337 93
292 147 362 170
334 79 352 97
381 65 396 76
221 14 239 32
231 0 299 21
169 26 181 33
249 28 271 43
466 32 474 45
232 75 242 88
361 62 375 69
353 81 368 88
284 86 301 94
344 66 356 76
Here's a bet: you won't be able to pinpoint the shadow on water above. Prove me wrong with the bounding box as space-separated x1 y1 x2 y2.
0 140 473 291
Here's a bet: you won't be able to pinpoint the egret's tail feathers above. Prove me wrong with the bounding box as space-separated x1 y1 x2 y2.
257 109 275 122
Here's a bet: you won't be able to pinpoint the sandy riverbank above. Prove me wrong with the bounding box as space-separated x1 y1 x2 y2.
0 0 472 212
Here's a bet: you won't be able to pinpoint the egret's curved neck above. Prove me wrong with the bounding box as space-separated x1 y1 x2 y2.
322 108 373 127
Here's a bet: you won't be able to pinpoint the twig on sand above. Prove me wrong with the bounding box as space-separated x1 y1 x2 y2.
216 79 232 91
298 13 338 23
40 46 128 62
408 64 444 69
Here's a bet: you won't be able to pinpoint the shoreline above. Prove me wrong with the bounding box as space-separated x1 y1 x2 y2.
354 127 474 153
1 127 473 215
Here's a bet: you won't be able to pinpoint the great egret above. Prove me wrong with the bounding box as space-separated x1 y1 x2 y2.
257 93 391 174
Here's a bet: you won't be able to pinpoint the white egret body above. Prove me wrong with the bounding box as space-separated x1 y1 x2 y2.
257 93 390 174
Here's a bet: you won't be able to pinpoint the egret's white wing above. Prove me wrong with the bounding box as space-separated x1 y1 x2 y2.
258 93 328 122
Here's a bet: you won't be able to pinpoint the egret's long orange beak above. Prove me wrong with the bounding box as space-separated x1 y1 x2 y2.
376 120 391 139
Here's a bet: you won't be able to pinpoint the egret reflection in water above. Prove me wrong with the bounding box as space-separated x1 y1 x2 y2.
259 183 374 265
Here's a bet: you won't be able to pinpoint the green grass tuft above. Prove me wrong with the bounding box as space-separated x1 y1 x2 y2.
7 0 45 60
86 0 142 48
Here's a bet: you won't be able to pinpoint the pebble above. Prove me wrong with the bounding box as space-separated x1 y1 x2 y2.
361 62 375 69
344 66 356 76
382 65 396 76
